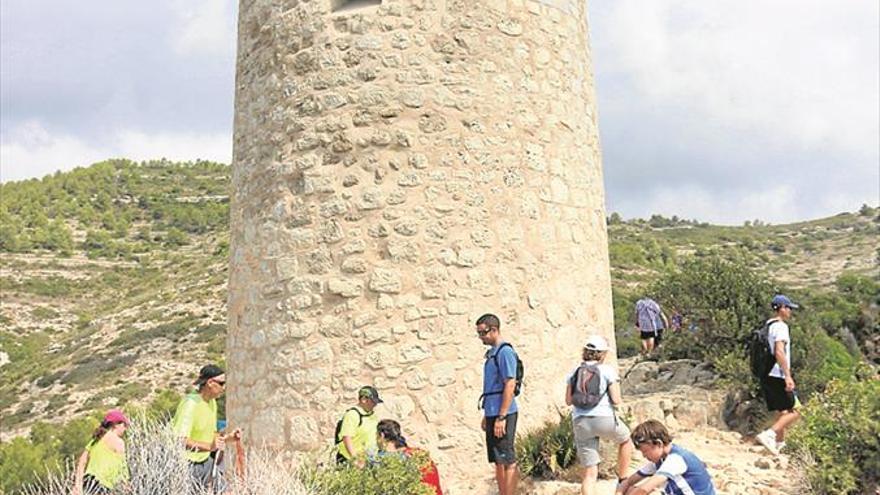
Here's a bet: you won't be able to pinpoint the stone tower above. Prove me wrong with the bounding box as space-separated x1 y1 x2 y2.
228 0 614 490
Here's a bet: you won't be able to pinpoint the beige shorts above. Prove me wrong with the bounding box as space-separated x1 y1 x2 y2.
572 415 631 467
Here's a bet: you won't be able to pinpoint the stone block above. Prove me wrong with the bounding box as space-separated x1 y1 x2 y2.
327 278 364 298
369 268 403 293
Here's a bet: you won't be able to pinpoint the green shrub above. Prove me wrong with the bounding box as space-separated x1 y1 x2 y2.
516 411 577 480
787 378 880 494
651 254 773 362
303 453 434 495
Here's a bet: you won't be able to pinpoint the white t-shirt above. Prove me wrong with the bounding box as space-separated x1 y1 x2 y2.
564 361 618 418
767 319 790 379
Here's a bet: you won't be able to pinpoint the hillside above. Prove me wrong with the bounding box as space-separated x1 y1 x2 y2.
1 159 877 438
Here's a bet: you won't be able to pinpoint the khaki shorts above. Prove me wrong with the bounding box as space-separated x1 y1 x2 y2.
573 415 631 467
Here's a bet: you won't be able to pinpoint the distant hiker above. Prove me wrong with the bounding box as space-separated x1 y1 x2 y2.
376 419 444 495
634 297 669 354
617 419 716 495
670 310 683 332
335 385 382 466
476 313 520 495
755 294 802 456
172 364 239 494
565 335 633 495
73 409 130 495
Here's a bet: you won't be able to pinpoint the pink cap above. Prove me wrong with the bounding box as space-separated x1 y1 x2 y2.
103 409 130 426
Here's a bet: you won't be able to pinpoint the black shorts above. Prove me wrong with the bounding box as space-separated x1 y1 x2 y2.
761 376 797 411
82 475 111 495
639 331 657 341
485 412 518 465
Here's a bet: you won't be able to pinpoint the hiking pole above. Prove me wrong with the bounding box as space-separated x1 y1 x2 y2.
209 449 225 494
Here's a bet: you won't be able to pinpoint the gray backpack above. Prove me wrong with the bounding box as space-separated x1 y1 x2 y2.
569 363 607 409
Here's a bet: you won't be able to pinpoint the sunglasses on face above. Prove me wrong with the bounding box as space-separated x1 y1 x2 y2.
211 379 226 386
632 436 661 448
476 327 496 336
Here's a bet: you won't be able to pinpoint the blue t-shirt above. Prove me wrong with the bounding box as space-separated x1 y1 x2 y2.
482 343 519 417
638 444 716 495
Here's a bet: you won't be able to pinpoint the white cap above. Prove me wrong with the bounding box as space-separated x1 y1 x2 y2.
583 335 609 351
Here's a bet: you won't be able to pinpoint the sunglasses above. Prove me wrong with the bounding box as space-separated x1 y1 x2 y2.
476 328 494 336
631 436 661 447
211 379 226 386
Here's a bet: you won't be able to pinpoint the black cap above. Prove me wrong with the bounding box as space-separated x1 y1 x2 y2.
194 364 224 386
358 385 383 404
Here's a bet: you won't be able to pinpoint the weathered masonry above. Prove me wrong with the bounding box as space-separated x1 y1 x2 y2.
228 0 614 490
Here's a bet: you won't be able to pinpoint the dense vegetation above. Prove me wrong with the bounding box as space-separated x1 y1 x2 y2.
0 159 229 258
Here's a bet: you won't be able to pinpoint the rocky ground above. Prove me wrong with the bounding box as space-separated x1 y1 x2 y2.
461 358 799 495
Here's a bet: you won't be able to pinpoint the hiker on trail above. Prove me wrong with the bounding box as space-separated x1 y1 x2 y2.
634 297 669 355
476 313 520 495
172 364 240 494
335 385 382 466
617 419 716 495
73 409 130 495
565 335 633 495
375 419 444 495
755 294 801 456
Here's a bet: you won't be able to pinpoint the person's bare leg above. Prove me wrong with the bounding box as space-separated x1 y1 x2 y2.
581 465 599 495
771 410 800 442
495 463 505 494
503 463 518 495
617 439 634 479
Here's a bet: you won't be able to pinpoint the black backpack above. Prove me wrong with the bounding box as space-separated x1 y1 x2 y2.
569 363 607 409
478 342 524 409
334 408 371 444
748 320 776 378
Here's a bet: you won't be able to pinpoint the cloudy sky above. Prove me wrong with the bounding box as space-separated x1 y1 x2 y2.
1 1 877 224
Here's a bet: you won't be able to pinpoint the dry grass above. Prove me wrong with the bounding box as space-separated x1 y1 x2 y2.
19 418 312 495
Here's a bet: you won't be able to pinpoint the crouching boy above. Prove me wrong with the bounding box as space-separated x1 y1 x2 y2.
616 420 716 495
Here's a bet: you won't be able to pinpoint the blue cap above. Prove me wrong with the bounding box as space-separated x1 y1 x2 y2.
771 294 799 309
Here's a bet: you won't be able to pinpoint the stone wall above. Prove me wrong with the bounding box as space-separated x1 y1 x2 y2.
228 0 615 490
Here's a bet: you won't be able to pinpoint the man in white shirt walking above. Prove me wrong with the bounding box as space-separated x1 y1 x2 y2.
755 295 801 455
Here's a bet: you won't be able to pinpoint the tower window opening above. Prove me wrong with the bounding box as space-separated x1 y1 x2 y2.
332 0 381 13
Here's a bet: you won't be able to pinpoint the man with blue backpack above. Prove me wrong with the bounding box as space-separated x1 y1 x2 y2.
476 313 522 495
754 294 801 456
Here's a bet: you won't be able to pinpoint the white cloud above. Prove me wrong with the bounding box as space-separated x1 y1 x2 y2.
593 0 880 160
168 0 235 57
0 121 231 183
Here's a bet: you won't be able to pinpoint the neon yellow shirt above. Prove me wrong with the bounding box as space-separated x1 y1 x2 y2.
172 392 217 463
85 436 128 488
336 406 378 460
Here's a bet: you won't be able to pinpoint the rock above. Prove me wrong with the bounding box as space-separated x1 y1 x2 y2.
754 459 772 469
369 268 402 293
673 399 710 430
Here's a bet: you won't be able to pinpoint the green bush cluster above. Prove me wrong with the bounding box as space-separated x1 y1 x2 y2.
302 453 434 495
515 411 577 481
0 159 229 258
787 378 880 494
648 254 862 402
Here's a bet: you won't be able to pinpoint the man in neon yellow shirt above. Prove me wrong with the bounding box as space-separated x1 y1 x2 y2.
172 364 239 493
335 385 382 466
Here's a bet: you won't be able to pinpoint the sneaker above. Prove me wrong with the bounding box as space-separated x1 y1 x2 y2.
756 429 780 455
777 441 786 452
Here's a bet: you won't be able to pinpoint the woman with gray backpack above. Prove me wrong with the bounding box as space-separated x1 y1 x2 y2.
564 335 634 495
